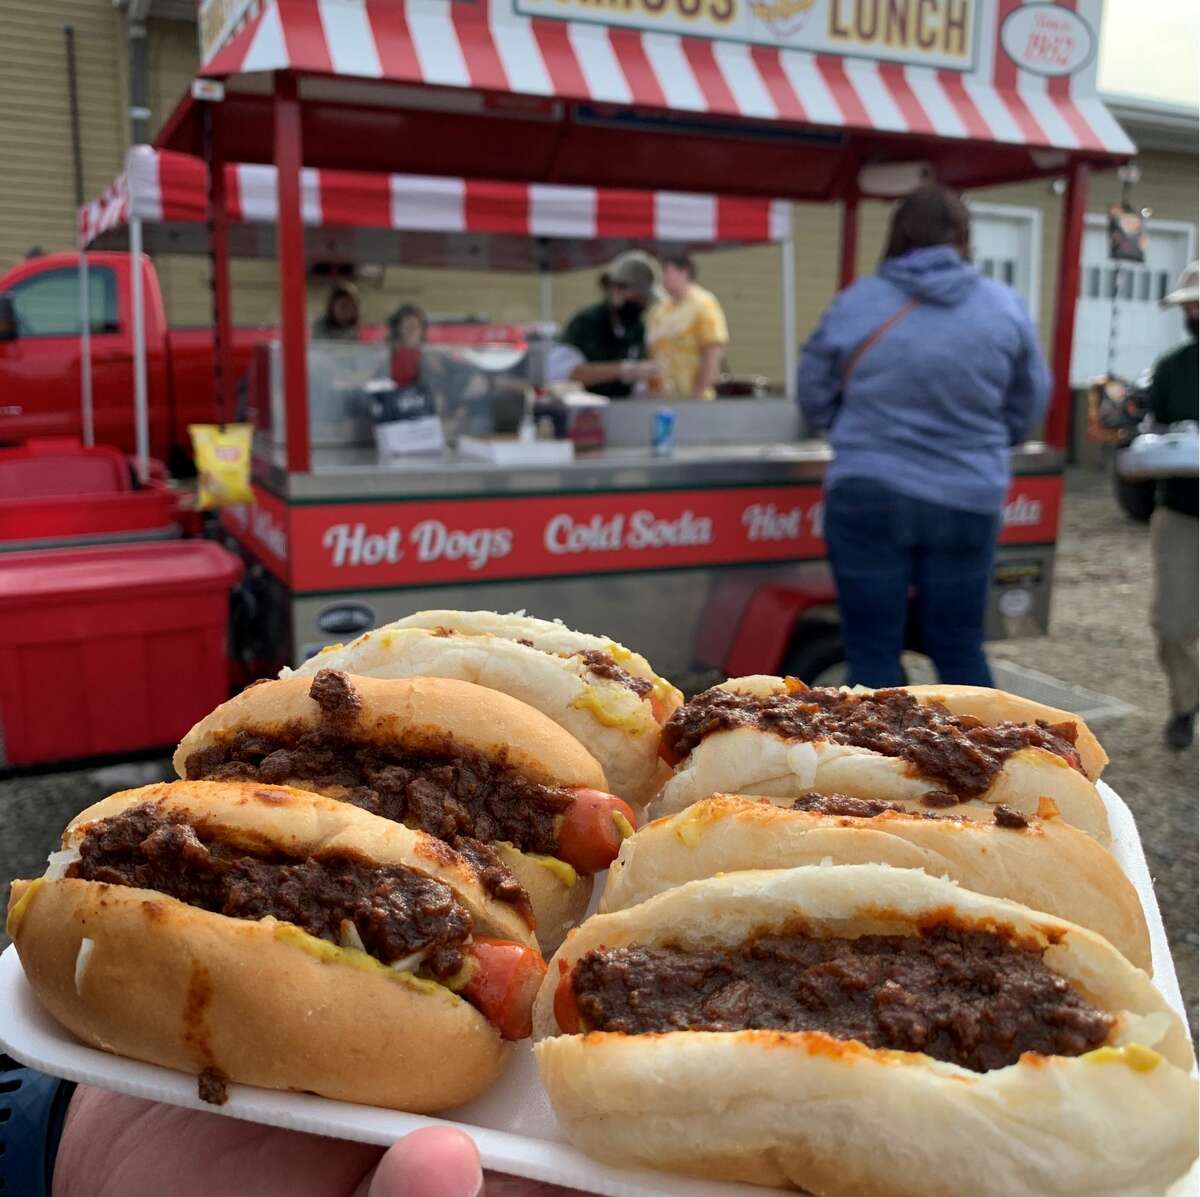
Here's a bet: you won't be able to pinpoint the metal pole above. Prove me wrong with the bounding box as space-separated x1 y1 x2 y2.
64 26 85 208
838 195 859 290
79 250 94 446
130 217 150 480
206 107 236 425
275 73 311 473
781 206 797 400
1047 161 1090 452
539 271 553 325
127 15 150 144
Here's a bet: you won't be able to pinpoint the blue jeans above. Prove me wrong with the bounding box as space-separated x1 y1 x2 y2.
824 480 1001 688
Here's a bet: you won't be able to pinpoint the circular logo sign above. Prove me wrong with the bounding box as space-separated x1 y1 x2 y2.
316 601 376 635
1000 3 1094 77
999 588 1034 618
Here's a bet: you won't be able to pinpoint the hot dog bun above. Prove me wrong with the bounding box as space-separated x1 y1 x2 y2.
534 866 1197 1197
900 682 1107 780
652 678 1111 844
8 781 538 1111
601 794 1151 971
286 610 682 807
174 674 607 951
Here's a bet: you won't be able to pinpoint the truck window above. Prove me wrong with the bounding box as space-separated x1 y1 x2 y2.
7 266 118 337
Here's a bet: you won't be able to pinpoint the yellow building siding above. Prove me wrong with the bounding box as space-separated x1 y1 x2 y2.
1 5 1194 395
0 0 125 270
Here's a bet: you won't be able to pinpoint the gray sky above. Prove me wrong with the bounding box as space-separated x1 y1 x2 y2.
1098 0 1199 106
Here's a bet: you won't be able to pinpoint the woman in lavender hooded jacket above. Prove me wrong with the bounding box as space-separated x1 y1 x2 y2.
797 186 1051 688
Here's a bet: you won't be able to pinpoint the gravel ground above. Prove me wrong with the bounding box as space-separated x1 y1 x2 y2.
991 467 1198 1040
1 467 1195 1039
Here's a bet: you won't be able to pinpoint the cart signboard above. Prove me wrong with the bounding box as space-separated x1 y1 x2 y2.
222 473 1062 592
515 0 979 69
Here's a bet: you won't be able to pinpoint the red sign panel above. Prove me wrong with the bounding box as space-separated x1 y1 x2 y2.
219 486 291 580
225 475 1061 593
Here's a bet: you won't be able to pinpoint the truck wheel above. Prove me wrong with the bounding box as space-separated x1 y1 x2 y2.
1114 474 1155 524
779 620 848 685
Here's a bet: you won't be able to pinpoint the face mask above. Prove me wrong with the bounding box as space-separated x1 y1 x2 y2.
617 299 644 323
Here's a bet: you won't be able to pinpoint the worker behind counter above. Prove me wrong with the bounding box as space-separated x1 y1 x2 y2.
1148 261 1199 751
312 281 362 341
553 252 662 398
646 253 730 401
384 302 494 437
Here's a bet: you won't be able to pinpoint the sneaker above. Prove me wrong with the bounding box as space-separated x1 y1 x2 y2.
1165 708 1197 751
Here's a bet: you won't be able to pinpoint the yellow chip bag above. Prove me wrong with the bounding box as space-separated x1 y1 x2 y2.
189 423 254 510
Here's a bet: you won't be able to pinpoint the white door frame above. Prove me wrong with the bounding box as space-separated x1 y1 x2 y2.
966 201 1044 324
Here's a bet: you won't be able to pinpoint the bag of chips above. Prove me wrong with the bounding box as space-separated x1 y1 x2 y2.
189 423 254 509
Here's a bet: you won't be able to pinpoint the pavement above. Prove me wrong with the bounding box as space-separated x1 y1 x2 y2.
1 466 1195 1039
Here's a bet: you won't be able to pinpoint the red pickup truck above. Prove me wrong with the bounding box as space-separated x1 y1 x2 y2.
0 251 268 465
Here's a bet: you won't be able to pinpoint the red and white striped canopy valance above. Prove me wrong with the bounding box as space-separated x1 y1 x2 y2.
78 147 790 256
200 0 1133 157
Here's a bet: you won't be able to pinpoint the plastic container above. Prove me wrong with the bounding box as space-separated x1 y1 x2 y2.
0 541 242 766
0 781 1193 1197
0 439 131 500
0 438 179 549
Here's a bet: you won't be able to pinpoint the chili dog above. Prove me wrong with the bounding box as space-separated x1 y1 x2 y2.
175 671 637 952
601 793 1152 971
651 677 1112 843
286 609 683 808
7 781 547 1112
534 866 1197 1197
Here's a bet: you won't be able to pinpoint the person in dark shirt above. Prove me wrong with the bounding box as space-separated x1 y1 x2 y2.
558 252 662 398
1148 261 1199 750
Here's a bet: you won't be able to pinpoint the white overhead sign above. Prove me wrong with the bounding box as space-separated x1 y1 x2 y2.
514 0 982 71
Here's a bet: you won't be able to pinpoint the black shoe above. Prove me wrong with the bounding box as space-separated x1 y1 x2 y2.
1165 709 1197 751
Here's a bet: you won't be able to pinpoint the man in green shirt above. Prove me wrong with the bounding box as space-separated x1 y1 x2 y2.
1148 261 1199 750
557 252 662 398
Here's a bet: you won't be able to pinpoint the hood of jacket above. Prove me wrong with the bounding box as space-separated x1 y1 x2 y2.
879 245 978 306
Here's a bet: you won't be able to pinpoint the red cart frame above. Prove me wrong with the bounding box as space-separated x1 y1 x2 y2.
158 0 1131 475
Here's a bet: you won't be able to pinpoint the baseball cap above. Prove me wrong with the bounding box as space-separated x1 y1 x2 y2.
608 251 660 301
1162 261 1199 307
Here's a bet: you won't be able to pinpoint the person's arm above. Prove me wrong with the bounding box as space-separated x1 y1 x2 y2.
691 344 723 401
1146 351 1172 426
796 304 845 433
1003 301 1052 445
691 297 729 400
569 361 660 387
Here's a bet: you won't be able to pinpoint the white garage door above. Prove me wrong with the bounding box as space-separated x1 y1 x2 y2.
1071 217 1196 385
969 203 1041 319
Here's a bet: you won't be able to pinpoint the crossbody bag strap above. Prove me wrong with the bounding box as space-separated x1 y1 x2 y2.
841 297 920 386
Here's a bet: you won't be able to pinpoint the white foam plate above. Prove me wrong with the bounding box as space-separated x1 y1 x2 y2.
1 780 1193 1196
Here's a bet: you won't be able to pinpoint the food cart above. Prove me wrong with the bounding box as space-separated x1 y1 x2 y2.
146 0 1132 679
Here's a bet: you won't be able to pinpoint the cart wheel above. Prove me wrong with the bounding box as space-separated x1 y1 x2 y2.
1114 473 1156 524
779 620 848 686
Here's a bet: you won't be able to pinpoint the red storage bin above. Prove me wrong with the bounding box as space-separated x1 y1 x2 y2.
0 541 242 766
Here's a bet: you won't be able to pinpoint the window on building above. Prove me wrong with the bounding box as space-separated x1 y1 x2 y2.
7 267 118 337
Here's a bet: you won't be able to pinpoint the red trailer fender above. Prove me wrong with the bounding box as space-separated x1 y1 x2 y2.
723 580 838 679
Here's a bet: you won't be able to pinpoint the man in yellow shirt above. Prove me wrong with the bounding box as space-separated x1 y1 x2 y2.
646 254 729 400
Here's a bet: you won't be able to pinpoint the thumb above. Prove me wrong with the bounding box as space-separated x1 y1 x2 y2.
361 1127 483 1197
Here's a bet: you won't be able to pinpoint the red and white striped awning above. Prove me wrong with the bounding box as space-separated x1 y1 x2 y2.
201 0 1133 157
78 146 790 263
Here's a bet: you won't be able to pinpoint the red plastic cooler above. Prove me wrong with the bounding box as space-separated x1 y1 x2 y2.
0 541 242 766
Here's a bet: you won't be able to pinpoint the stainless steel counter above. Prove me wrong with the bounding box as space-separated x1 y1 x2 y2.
255 440 1061 500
